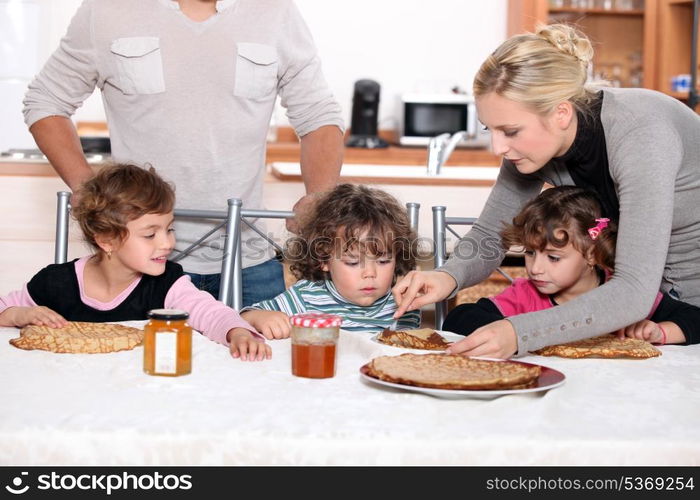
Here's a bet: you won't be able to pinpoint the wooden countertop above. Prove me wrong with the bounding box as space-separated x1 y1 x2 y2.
2 125 501 180
266 141 500 166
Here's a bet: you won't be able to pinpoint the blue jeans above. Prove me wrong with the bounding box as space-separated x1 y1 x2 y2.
186 258 285 308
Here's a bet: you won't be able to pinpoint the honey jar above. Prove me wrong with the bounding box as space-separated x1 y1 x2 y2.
143 309 192 376
290 313 342 378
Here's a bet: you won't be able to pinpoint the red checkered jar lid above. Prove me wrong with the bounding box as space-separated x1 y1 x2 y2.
289 313 342 328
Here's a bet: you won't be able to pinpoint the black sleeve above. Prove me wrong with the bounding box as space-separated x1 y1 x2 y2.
649 293 700 345
442 298 505 337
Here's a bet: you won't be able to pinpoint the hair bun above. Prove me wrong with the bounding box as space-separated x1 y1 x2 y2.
537 24 593 65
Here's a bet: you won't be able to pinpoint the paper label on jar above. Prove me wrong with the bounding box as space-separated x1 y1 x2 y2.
154 330 178 374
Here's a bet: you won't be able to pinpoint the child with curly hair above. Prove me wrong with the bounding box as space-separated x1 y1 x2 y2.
241 184 421 338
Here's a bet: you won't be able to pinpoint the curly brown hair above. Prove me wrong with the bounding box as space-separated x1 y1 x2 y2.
285 184 418 282
72 163 175 256
500 186 617 271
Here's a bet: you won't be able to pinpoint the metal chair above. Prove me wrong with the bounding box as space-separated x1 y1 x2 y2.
432 205 513 330
54 191 242 307
55 191 421 311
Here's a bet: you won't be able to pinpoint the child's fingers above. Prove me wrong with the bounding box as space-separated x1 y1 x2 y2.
633 322 649 340
273 321 290 339
270 323 285 339
640 324 655 341
254 341 270 361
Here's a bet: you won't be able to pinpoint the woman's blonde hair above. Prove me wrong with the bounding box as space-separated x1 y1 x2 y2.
474 24 598 116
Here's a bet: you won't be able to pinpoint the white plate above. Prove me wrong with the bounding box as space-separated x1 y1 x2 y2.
371 330 465 350
359 360 566 400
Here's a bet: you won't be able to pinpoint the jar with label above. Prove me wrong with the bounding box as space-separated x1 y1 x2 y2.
143 309 192 376
290 313 342 379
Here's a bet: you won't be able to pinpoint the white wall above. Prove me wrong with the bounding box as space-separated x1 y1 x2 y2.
295 0 507 130
2 0 506 141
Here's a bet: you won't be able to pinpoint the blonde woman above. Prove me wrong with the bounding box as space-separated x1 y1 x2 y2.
393 24 700 359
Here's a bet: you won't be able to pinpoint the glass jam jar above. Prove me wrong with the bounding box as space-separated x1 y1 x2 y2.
290 313 342 379
143 309 192 376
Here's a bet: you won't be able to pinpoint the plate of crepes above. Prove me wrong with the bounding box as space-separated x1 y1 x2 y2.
360 353 565 399
10 321 143 354
373 328 464 351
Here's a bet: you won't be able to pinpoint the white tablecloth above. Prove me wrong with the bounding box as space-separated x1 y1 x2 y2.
1 324 699 465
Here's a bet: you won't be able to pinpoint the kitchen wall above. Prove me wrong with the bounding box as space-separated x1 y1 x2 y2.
3 0 506 139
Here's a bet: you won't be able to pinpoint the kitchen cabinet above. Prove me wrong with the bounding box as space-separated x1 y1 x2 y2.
655 0 699 106
508 0 699 107
508 0 655 88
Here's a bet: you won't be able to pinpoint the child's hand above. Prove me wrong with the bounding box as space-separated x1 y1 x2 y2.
241 310 291 339
445 319 517 359
0 306 67 328
617 319 664 344
228 328 272 361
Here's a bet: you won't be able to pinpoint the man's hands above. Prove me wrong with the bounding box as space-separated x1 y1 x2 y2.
286 192 321 234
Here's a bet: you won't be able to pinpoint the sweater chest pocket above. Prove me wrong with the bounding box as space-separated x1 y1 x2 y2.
110 37 165 95
234 43 278 100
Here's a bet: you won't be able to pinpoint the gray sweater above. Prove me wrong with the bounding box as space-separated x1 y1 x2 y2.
441 88 700 355
23 0 344 274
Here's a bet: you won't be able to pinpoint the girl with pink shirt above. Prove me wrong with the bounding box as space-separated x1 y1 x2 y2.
443 186 700 347
0 163 270 361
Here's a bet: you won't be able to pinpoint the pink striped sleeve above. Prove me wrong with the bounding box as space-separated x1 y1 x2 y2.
0 284 37 314
164 276 263 347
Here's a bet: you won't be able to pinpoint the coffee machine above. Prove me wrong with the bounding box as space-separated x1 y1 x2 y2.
345 79 388 148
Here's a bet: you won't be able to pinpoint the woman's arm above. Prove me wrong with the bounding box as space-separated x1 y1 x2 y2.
507 107 682 356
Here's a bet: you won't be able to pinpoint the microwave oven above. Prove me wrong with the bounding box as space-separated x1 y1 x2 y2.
399 93 491 148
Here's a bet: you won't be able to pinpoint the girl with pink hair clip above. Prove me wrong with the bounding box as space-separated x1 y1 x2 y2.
442 186 700 348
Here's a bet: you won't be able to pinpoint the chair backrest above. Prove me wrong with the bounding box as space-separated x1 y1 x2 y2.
54 191 241 307
56 191 421 311
432 205 512 330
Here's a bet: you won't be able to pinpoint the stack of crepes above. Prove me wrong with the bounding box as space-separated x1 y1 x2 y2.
365 353 541 390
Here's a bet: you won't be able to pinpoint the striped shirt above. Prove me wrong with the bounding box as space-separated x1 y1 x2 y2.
242 280 421 332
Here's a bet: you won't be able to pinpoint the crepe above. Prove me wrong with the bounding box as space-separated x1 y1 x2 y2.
10 321 144 354
365 353 541 390
533 334 661 359
376 328 451 350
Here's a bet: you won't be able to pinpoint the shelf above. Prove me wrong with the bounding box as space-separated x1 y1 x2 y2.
549 7 645 15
